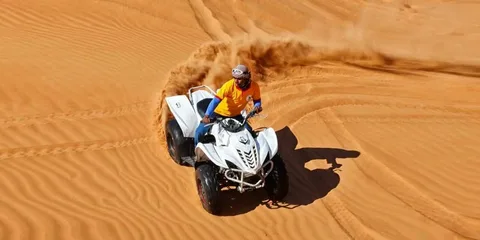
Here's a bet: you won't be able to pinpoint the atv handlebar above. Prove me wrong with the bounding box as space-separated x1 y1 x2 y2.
203 108 261 129
242 109 258 125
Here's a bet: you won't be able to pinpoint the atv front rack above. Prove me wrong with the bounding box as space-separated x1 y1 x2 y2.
223 160 274 193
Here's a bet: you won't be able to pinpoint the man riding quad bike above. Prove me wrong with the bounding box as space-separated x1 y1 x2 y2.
194 64 263 146
164 64 289 215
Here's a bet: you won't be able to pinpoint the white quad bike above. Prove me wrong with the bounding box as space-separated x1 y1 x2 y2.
164 85 289 215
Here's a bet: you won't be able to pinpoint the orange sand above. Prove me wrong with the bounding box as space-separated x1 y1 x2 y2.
1 0 480 239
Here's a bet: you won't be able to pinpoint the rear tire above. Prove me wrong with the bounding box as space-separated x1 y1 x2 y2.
265 154 289 201
166 119 187 165
195 162 220 215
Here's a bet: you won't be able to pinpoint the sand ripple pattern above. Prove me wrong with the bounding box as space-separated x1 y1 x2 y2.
2 1 480 240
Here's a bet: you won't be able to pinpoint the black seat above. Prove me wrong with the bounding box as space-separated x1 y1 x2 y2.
196 98 212 118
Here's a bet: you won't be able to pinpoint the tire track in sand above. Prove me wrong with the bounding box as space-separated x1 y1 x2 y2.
230 0 270 37
320 108 480 240
266 94 480 129
0 101 151 129
187 0 231 41
0 136 157 160
321 192 389 240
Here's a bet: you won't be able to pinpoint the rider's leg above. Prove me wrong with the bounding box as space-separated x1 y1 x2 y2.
194 123 202 146
194 122 209 146
194 112 218 146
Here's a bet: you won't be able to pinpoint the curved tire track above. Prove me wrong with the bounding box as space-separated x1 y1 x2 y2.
0 101 151 129
267 94 480 128
187 0 231 41
320 108 480 239
0 136 157 160
230 0 270 37
322 193 389 240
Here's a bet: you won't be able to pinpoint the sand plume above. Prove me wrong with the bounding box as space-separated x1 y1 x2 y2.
153 31 480 145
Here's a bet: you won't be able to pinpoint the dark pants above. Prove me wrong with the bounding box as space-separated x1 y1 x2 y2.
194 113 253 146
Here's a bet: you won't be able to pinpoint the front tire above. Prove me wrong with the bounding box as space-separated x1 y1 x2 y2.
195 163 221 215
265 154 289 201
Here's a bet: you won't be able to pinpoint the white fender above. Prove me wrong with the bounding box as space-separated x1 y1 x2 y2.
254 136 270 166
256 127 279 159
195 143 229 169
165 95 198 138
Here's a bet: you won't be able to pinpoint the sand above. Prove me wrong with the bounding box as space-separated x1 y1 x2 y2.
1 0 480 239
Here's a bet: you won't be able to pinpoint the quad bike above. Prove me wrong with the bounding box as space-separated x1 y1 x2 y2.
164 85 289 215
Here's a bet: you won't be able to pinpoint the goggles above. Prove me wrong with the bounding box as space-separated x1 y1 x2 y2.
232 68 250 79
232 68 246 75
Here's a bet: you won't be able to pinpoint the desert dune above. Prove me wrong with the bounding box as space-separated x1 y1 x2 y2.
1 0 480 239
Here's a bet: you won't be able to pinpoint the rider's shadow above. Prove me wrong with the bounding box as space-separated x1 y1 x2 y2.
219 126 361 215
265 126 361 208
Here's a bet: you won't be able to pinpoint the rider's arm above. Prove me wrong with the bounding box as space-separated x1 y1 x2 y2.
205 96 221 117
205 82 229 117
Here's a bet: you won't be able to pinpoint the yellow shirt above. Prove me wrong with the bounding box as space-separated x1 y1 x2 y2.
214 79 261 117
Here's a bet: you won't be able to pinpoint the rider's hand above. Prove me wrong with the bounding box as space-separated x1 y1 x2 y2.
202 115 210 123
255 106 263 113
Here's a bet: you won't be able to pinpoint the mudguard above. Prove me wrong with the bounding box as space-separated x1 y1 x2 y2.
256 127 279 160
195 143 229 169
165 95 198 138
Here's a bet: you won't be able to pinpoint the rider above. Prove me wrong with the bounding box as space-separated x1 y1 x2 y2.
194 64 263 146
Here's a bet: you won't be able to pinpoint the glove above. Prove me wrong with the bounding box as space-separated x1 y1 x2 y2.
254 106 263 113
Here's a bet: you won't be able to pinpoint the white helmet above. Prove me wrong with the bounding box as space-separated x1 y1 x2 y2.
232 64 251 89
232 64 251 79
